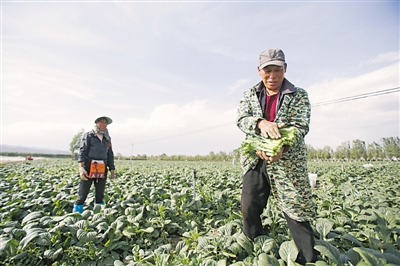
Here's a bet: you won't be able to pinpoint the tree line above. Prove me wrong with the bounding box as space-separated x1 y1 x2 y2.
306 137 399 161
115 151 237 162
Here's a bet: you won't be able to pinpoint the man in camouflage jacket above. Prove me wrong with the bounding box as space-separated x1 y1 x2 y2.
236 48 317 264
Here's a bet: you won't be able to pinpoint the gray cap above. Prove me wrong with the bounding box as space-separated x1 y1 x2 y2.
259 48 285 69
94 116 113 124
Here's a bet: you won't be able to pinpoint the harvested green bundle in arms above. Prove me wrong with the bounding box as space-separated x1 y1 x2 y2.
240 127 298 157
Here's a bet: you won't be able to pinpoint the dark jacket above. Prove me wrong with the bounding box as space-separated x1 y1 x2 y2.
78 130 115 171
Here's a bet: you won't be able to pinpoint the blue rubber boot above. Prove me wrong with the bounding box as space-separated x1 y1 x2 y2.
73 204 84 213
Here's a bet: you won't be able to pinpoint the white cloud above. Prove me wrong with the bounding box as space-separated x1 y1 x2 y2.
358 51 399 67
114 100 235 136
101 100 241 155
227 79 249 95
306 62 399 149
2 59 108 110
308 62 399 104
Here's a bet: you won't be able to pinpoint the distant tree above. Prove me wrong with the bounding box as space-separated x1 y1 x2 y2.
69 129 85 159
217 151 228 161
381 137 400 158
231 148 241 160
319 146 333 160
350 139 367 160
367 141 384 160
132 154 146 160
208 151 216 161
334 141 351 160
306 144 316 159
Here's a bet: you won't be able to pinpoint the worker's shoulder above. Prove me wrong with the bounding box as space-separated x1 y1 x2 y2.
84 130 95 138
293 87 309 97
243 82 260 95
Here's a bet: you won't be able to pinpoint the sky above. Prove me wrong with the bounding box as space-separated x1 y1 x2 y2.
1 0 399 157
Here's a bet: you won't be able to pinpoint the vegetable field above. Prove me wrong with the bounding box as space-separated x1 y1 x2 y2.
0 159 399 266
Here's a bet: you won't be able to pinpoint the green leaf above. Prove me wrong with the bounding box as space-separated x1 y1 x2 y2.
254 235 276 254
228 242 243 255
258 253 280 266
217 259 227 266
75 220 87 229
10 251 27 261
0 236 11 251
122 226 136 238
345 248 361 265
44 248 63 260
341 234 364 247
91 213 105 225
315 219 335 239
77 229 97 243
93 204 102 214
82 210 91 219
229 262 246 266
19 228 45 249
278 240 298 263
196 236 210 251
39 216 53 226
35 232 51 246
383 251 400 265
103 257 115 265
236 233 253 255
21 211 43 225
140 227 154 233
96 221 109 231
315 240 341 265
134 208 144 222
2 227 25 236
175 241 188 254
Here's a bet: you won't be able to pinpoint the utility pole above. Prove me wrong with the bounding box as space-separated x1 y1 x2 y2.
130 143 134 161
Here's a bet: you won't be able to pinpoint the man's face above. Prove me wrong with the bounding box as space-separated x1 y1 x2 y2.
258 64 286 91
96 119 108 131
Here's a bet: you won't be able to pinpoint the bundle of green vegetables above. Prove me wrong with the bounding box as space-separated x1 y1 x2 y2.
240 126 298 157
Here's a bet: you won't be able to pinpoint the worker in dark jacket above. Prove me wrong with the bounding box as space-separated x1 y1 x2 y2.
73 116 115 213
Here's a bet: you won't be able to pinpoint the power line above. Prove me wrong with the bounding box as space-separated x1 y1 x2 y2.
115 87 399 149
312 87 400 107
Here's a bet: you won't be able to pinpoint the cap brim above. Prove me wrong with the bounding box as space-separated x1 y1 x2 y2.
260 60 285 69
95 116 113 124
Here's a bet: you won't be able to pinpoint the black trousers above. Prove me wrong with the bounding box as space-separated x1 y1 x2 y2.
241 160 317 264
75 176 107 205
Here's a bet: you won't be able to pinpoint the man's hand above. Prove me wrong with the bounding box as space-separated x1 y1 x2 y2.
79 166 88 181
257 120 285 139
109 170 115 180
256 147 284 162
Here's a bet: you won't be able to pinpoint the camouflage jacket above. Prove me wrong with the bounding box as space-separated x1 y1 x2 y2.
236 78 315 221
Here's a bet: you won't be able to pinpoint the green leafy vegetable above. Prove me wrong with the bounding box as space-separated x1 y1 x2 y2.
240 127 298 157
